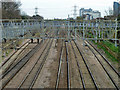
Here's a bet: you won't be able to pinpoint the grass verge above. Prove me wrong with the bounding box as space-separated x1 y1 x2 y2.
92 40 119 62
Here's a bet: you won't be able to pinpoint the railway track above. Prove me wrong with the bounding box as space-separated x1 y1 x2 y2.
17 39 53 89
70 41 85 89
65 41 70 89
75 35 119 89
86 40 120 77
55 37 116 89
0 30 119 89
77 34 120 77
55 40 63 88
1 27 50 62
72 40 98 89
55 40 70 89
84 41 120 89
1 31 55 89
1 30 53 74
1 40 30 67
55 40 99 89
1 40 44 89
1 40 31 72
1 39 39 76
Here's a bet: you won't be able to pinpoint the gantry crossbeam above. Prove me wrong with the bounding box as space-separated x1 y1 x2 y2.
0 19 120 45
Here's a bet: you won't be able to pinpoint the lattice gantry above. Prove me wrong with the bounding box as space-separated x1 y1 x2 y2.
1 19 120 45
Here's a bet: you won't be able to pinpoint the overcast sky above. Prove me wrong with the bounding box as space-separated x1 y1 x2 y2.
20 0 119 19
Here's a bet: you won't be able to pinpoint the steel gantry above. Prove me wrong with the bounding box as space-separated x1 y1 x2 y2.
1 19 120 46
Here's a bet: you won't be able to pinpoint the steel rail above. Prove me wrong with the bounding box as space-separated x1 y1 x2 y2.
29 39 53 89
86 40 120 77
65 41 70 89
77 34 120 78
70 41 85 89
55 40 63 89
1 40 44 89
17 39 52 89
18 31 54 89
1 40 43 79
1 40 30 67
1 41 31 75
73 40 99 90
85 41 119 89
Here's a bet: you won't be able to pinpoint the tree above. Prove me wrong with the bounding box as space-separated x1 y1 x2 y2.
117 14 120 39
21 15 31 19
118 14 120 20
2 1 21 19
32 15 43 20
76 16 83 20
21 11 31 19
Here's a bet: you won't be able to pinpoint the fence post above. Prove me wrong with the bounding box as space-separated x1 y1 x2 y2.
0 20 2 65
42 20 45 42
67 21 69 41
102 21 104 40
115 18 118 47
79 22 81 38
22 20 25 44
83 21 85 46
95 20 98 43
99 19 100 42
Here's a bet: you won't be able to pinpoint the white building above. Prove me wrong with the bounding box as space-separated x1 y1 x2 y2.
79 8 101 20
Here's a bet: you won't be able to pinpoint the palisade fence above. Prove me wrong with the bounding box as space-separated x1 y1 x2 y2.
0 19 120 47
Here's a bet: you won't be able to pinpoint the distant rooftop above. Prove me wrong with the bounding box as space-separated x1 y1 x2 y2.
80 8 100 13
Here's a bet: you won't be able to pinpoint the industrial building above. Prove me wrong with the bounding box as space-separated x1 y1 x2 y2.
113 1 120 16
79 8 101 20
